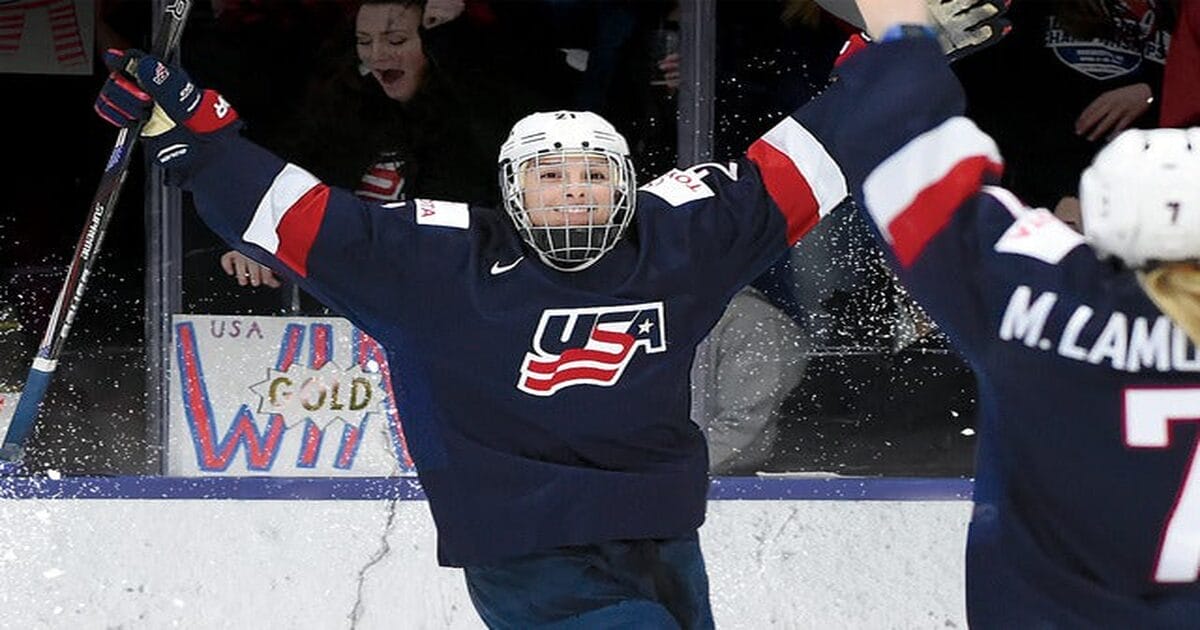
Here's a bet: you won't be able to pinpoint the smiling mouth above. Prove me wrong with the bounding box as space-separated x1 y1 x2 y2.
553 203 604 214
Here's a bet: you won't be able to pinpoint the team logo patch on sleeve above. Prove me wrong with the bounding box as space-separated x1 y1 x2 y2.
518 302 666 396
640 168 716 206
993 204 1085 264
414 199 469 229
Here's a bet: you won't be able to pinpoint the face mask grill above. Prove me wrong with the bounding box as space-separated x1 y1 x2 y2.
501 150 636 271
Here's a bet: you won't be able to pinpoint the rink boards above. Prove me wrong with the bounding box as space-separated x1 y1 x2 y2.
0 476 971 629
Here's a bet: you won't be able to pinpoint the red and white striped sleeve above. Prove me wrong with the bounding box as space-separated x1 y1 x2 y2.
746 117 849 246
241 164 332 278
861 116 1003 267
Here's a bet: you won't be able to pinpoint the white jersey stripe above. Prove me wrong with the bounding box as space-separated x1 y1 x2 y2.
242 163 323 254
758 117 848 217
863 116 1002 241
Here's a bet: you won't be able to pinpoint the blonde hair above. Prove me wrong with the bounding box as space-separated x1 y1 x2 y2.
1139 262 1200 346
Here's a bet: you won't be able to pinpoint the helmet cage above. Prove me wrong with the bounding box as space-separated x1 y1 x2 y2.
501 149 636 271
498 111 636 272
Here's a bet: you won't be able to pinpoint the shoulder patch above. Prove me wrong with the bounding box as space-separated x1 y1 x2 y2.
991 193 1085 264
640 168 716 207
413 199 469 229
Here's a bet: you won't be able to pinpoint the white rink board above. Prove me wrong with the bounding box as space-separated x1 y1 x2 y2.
0 498 968 629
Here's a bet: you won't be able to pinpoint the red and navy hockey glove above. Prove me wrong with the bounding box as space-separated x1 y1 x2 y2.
94 49 241 172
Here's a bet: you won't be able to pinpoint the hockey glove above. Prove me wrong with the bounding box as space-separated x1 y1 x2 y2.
94 49 241 173
814 0 1009 61
929 0 1011 62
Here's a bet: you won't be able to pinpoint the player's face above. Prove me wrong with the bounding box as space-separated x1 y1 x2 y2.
356 4 428 103
520 154 617 227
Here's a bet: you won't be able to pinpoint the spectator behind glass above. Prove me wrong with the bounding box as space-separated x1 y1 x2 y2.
220 0 561 291
648 2 827 475
177 0 358 306
954 0 1175 219
639 4 814 475
690 286 808 475
1160 0 1199 127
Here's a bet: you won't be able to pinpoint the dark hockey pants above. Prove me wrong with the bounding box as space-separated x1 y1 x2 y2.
463 533 714 629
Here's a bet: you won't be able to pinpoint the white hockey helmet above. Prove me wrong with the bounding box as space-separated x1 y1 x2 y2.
498 111 636 271
1080 128 1200 268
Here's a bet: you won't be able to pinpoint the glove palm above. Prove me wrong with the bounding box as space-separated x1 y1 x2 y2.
929 0 1011 61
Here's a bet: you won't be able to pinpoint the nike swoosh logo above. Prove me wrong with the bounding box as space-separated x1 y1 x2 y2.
490 256 524 275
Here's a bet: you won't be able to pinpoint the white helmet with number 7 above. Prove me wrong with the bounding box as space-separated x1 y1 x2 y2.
1080 128 1200 269
498 111 636 272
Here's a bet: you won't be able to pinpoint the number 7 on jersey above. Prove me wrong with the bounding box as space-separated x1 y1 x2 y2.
1125 387 1200 583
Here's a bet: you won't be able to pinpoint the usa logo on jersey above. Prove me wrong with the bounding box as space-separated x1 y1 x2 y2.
518 302 666 396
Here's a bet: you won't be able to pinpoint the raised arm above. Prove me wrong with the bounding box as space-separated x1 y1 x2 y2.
774 0 1030 354
94 50 465 331
854 0 931 38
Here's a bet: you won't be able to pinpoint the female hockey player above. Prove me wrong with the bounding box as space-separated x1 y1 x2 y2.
92 38 851 626
822 0 1200 626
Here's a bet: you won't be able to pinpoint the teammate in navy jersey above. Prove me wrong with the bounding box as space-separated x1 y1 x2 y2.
92 27 855 623
819 1 1200 626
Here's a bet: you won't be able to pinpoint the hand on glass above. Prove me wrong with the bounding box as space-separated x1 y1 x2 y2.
652 52 681 91
220 250 282 288
1075 83 1153 142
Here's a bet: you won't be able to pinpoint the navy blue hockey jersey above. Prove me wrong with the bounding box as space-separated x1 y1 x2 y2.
164 102 848 566
806 37 1200 628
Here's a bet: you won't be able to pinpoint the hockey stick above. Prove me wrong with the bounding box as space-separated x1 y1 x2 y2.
0 0 194 464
